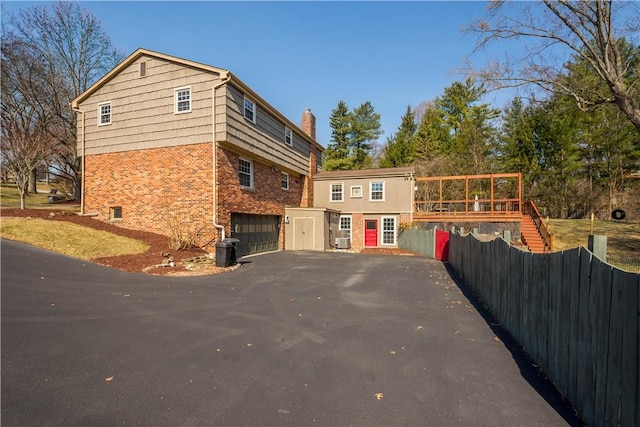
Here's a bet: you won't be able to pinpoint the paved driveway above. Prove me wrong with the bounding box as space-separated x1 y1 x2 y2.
1 240 581 426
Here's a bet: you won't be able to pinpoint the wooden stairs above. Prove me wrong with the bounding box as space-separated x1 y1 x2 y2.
520 214 550 253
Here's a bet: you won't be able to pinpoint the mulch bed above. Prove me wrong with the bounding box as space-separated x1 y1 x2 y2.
2 208 415 275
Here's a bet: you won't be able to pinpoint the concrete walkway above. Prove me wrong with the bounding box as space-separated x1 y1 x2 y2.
1 240 582 426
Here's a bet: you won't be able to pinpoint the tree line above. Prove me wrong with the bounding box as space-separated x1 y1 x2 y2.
323 1 640 219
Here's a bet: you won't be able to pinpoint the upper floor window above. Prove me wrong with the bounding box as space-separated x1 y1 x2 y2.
244 96 256 123
281 172 289 190
175 87 191 113
370 181 384 201
98 102 111 126
239 158 253 188
284 127 293 146
330 183 343 202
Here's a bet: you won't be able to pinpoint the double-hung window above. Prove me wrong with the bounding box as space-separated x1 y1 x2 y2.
98 102 111 126
281 172 289 190
330 183 343 202
339 215 352 239
175 87 191 113
239 158 253 188
244 96 256 123
382 217 396 245
284 127 293 146
370 181 384 201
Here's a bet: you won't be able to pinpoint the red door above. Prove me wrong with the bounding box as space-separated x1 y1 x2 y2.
364 220 378 247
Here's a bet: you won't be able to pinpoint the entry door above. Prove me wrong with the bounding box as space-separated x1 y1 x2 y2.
364 219 378 247
293 217 314 250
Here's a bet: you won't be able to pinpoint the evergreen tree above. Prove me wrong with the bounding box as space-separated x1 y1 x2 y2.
323 101 355 170
350 101 383 169
380 105 417 168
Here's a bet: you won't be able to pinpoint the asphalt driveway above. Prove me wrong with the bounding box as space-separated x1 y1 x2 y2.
1 240 582 426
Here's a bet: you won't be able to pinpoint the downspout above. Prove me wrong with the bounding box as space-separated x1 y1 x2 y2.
71 107 86 215
212 71 230 241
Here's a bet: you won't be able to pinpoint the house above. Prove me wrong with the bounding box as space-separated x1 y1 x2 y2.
284 167 415 251
71 48 323 257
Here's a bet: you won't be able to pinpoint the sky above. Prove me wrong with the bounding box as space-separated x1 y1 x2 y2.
2 1 525 147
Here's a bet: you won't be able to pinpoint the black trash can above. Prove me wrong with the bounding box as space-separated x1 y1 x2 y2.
225 238 240 265
215 240 233 267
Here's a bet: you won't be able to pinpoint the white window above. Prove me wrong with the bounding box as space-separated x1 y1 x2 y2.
350 185 362 198
175 87 191 113
239 158 253 188
281 172 289 190
370 181 384 201
339 215 352 239
98 102 111 126
110 206 122 220
330 183 343 202
284 127 293 146
382 216 396 245
244 96 256 123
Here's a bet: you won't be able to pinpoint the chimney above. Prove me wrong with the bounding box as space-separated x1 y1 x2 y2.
301 108 316 140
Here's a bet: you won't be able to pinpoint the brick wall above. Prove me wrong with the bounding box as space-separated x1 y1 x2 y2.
216 147 306 248
84 143 216 245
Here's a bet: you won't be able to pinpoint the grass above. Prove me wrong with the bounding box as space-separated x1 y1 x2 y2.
1 183 80 211
548 218 640 273
1 218 149 260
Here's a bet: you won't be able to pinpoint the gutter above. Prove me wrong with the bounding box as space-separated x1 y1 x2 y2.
212 71 231 241
71 107 86 215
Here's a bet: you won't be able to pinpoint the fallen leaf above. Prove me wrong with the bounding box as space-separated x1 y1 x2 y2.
40 276 45 280
216 348 222 352
374 392 384 400
290 298 296 302
390 350 396 355
317 296 322 300
123 294 130 298
417 325 424 330
494 336 501 342
50 304 56 308
105 376 113 382
298 313 303 317
247 343 253 347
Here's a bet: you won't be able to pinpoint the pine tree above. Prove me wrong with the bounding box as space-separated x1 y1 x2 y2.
380 105 417 167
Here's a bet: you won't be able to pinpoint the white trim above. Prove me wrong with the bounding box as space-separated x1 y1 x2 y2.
97 101 112 126
281 172 289 190
174 86 191 114
244 95 256 123
284 127 293 146
369 180 385 201
330 182 344 202
239 157 254 189
381 216 397 245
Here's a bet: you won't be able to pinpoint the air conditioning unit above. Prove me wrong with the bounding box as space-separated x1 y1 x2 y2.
336 237 351 249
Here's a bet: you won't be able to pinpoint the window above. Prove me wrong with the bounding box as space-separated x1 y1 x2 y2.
175 87 191 113
339 215 352 239
244 96 256 123
281 172 289 190
350 185 362 198
98 102 111 126
139 61 146 77
370 181 384 201
284 127 293 146
239 158 253 188
330 183 343 202
382 217 396 245
110 206 122 220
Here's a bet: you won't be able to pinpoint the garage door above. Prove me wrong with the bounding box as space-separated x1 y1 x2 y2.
231 213 281 258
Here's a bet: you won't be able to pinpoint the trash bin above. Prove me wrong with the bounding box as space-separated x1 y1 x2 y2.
215 240 233 267
225 238 240 265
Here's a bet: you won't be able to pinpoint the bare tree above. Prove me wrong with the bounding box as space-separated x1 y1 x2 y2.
1 39 57 208
466 0 640 133
4 1 123 199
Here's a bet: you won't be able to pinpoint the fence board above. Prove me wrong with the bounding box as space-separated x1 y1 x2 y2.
604 268 624 425
575 249 593 421
592 259 613 426
548 252 565 393
620 271 639 427
522 252 534 357
564 248 581 403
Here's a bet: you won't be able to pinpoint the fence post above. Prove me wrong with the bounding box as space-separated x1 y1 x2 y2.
588 235 607 261
503 229 511 245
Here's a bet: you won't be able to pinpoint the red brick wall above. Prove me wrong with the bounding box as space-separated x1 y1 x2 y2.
216 147 306 248
351 213 364 249
84 143 215 244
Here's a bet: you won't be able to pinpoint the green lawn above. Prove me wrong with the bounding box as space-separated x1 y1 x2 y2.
1 183 79 210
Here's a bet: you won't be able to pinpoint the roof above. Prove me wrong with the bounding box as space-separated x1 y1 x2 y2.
314 166 415 180
70 48 323 151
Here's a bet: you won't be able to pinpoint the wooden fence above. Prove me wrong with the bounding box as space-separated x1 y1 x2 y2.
448 232 639 427
398 228 450 261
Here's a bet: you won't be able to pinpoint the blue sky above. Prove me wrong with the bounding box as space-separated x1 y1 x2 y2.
3 1 522 147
